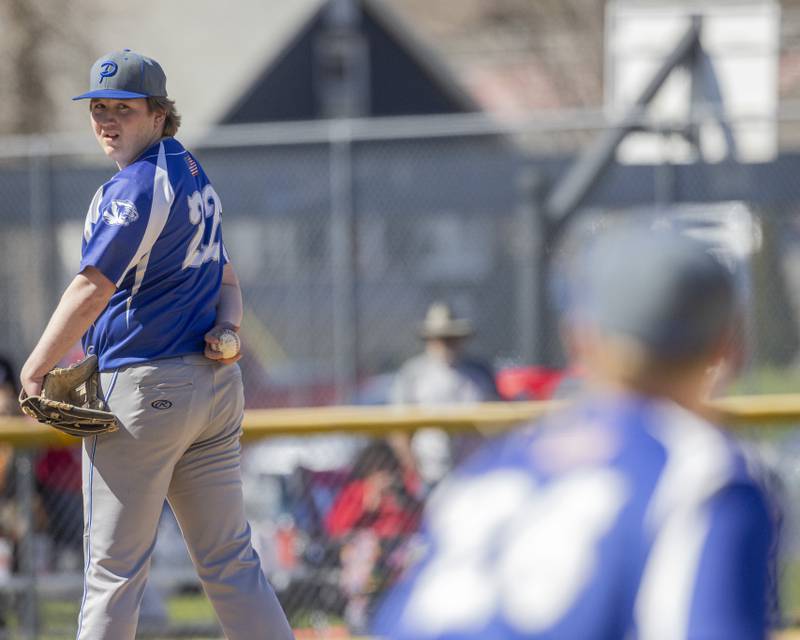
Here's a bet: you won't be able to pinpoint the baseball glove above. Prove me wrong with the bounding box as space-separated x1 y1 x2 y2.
19 355 119 437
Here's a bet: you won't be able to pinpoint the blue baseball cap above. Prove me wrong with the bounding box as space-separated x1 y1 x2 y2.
73 49 167 101
570 225 738 359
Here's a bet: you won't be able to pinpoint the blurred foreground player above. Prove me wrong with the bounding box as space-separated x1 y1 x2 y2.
373 226 777 639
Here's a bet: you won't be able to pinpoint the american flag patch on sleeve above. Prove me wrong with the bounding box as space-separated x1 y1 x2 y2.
185 154 199 176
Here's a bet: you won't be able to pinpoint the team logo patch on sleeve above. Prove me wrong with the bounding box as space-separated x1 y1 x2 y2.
102 200 139 227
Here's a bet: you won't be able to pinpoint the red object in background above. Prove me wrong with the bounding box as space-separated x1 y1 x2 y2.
325 479 420 540
275 520 297 571
496 366 572 401
59 344 87 368
35 447 82 493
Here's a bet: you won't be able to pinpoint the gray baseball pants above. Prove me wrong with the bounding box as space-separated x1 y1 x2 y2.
76 355 294 640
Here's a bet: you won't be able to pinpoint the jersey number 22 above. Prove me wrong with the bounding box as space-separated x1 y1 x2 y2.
183 184 222 269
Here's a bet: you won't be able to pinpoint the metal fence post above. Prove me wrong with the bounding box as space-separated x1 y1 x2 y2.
15 451 38 639
28 139 59 325
329 121 359 403
515 169 546 365
654 129 677 207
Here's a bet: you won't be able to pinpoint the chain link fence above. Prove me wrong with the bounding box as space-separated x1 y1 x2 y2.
0 112 799 636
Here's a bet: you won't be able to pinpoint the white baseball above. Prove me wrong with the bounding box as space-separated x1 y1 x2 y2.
216 329 241 359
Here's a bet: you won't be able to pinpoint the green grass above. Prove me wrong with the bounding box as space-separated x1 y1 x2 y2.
731 366 800 396
1 592 220 640
5 576 800 639
783 560 800 624
15 591 346 639
167 591 216 626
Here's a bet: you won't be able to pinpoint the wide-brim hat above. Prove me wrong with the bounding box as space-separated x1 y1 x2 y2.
417 302 474 340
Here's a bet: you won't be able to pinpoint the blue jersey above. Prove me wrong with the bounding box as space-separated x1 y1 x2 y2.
80 138 228 371
373 393 776 640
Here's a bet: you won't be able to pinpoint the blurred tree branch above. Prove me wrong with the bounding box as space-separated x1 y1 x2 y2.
0 0 94 135
5 0 50 134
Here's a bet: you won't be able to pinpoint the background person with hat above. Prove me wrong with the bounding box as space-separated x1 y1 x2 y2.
18 50 293 640
373 225 777 639
389 301 499 489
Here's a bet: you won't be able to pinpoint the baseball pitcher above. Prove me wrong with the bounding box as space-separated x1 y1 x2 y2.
20 50 294 640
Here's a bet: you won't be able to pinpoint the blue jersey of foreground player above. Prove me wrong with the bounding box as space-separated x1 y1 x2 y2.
81 137 227 370
374 393 776 640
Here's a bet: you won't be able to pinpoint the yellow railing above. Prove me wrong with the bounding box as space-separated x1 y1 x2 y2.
1 393 800 447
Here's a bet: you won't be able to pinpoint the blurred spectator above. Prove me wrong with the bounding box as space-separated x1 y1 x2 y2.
32 348 86 571
0 357 53 633
0 361 18 417
34 447 82 569
326 440 421 539
0 357 21 634
390 302 499 488
326 440 422 632
373 226 778 639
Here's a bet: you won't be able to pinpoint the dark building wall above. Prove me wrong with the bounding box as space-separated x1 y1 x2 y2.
222 17 320 123
361 7 471 117
220 3 472 124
